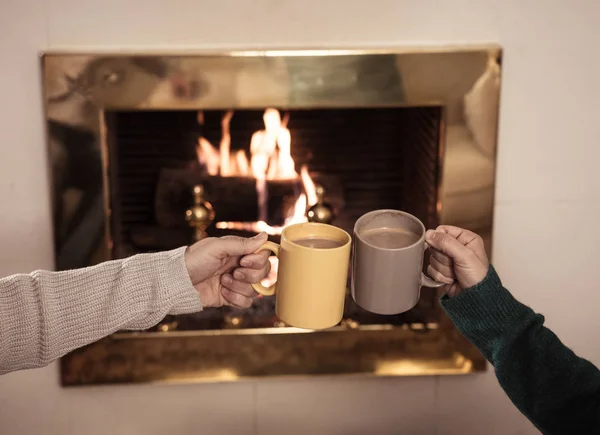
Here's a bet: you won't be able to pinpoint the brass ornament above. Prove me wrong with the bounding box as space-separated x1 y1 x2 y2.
185 184 215 241
307 185 334 224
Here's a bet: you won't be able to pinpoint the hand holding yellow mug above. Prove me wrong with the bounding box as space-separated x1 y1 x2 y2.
251 222 351 330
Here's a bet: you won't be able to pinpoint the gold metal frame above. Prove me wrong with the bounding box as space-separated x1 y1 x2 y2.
43 46 501 386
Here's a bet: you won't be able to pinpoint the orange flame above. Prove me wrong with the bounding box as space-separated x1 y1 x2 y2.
198 109 318 235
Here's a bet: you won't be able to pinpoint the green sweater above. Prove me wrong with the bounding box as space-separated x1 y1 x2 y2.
441 266 600 434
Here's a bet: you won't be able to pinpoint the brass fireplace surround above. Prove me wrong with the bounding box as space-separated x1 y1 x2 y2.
43 46 501 385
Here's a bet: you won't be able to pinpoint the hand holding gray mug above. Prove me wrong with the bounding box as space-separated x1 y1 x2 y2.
351 209 446 315
424 225 490 297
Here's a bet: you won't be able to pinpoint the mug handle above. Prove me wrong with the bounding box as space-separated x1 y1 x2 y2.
421 242 447 288
250 241 281 296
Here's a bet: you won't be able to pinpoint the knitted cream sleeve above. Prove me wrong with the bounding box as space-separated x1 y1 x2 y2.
0 246 202 374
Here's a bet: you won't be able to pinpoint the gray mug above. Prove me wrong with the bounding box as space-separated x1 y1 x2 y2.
351 209 445 315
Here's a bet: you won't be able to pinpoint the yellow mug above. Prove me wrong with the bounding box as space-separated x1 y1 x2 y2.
251 222 352 330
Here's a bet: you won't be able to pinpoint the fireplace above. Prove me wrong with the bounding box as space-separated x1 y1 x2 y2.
43 48 501 385
105 106 441 330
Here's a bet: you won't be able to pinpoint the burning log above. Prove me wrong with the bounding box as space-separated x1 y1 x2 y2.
186 108 347 234
155 168 304 227
155 167 345 231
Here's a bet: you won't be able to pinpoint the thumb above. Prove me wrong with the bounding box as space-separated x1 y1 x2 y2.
218 232 268 257
425 230 472 263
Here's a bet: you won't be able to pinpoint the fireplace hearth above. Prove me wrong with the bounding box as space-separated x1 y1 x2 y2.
43 47 501 385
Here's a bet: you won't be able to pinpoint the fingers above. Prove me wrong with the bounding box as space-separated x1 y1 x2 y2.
428 244 456 285
219 250 272 308
236 249 271 284
233 262 271 284
221 287 253 308
217 232 268 258
220 274 256 309
429 255 455 281
430 248 453 266
240 249 271 269
221 274 256 297
427 265 454 285
435 225 476 239
435 225 486 258
425 229 473 263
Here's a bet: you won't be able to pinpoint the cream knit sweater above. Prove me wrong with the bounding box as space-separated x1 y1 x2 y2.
0 247 202 374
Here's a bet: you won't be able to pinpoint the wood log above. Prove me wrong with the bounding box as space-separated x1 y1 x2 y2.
155 168 345 229
155 168 303 227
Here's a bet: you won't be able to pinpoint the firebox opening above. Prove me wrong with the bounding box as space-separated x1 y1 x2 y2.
104 106 442 331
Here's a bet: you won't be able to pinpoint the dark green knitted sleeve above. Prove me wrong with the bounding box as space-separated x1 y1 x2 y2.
441 266 600 434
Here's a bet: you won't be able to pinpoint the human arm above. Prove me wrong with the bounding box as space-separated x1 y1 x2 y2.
426 227 600 434
0 233 270 374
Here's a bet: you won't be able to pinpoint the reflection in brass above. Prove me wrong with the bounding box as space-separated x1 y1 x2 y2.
307 185 334 224
42 46 501 385
185 184 215 242
60 323 485 386
340 318 360 330
157 318 179 332
224 311 244 328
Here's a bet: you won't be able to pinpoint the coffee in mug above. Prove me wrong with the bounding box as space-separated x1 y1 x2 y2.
292 237 345 249
351 209 445 315
360 227 421 249
251 223 351 330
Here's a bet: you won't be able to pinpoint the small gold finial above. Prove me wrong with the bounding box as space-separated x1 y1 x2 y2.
185 184 215 241
315 185 325 200
307 184 334 224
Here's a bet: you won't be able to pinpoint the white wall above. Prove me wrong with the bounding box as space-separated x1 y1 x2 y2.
1 1 599 434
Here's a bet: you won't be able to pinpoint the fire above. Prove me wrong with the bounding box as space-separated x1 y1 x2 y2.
197 109 318 235
196 111 251 177
250 108 297 180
